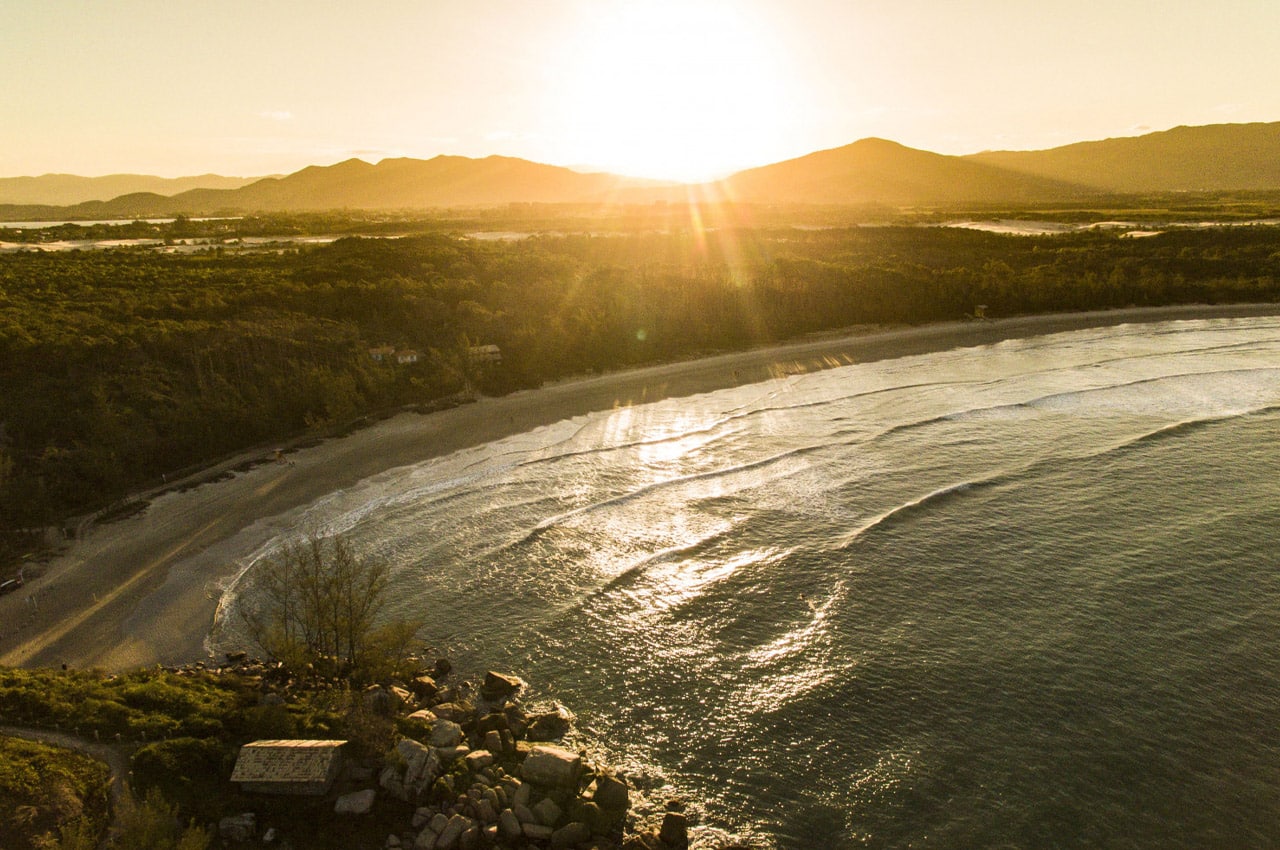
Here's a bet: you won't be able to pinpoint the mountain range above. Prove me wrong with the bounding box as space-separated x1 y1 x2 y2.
0 173 264 207
5 121 1280 219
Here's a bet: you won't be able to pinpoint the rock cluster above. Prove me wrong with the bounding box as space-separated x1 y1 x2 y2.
371 668 660 850
194 654 711 849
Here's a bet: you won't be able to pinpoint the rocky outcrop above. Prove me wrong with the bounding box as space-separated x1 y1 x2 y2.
365 666 664 850
181 655 710 849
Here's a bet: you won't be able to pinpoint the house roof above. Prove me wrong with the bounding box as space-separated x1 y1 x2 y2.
230 740 347 784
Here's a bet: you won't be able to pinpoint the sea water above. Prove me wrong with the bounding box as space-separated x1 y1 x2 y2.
216 316 1280 848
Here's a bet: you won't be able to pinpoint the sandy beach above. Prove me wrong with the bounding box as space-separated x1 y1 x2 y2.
3 302 1277 672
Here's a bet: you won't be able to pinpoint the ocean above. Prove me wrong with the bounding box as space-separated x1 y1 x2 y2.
216 316 1280 848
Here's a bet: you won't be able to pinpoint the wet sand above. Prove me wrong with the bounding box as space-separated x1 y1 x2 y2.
2 303 1277 671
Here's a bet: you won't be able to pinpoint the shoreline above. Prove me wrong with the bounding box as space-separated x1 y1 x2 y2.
2 302 1278 672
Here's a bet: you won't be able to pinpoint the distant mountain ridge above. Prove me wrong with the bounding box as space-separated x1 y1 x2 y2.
4 121 1280 219
0 173 265 206
719 137 1089 205
965 122 1280 193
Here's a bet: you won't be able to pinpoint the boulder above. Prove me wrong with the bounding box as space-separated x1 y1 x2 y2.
498 809 522 841
390 739 444 801
464 749 494 771
533 796 563 827
410 675 439 701
477 712 509 733
659 812 689 848
334 789 377 815
435 814 469 850
480 671 522 701
592 773 630 812
522 822 554 841
431 702 473 724
365 685 394 717
578 801 611 835
435 745 470 765
551 822 592 850
218 813 256 843
525 704 573 741
430 719 464 747
521 745 582 788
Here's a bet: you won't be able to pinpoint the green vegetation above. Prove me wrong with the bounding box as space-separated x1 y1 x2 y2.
3 221 1280 542
0 736 111 850
109 790 211 850
241 534 423 682
0 663 406 848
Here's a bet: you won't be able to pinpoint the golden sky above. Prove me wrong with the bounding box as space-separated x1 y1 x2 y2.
5 0 1280 181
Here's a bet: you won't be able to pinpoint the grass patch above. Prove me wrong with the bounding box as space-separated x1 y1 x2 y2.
0 736 111 850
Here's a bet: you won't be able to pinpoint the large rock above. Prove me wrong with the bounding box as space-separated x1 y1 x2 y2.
409 675 439 701
498 809 522 841
525 704 573 741
334 789 377 815
386 739 444 801
592 773 630 812
437 814 473 850
218 813 256 842
431 702 473 724
480 671 522 701
551 822 592 850
532 796 563 827
430 719 463 747
521 745 582 788
365 685 394 716
659 812 689 848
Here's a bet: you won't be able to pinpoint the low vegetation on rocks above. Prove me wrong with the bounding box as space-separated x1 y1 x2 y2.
0 656 720 850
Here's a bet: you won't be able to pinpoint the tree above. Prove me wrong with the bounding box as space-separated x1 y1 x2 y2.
242 533 418 681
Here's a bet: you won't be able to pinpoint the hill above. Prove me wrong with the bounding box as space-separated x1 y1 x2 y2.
716 137 1089 206
0 172 262 206
167 155 670 212
7 122 1280 219
965 122 1280 193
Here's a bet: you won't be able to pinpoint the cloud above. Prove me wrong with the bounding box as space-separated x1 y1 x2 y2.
258 109 294 122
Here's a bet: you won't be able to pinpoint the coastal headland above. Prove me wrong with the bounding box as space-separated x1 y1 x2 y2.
3 302 1278 672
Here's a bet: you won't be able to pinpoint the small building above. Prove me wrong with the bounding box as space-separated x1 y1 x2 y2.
230 740 347 796
368 345 395 362
396 349 421 365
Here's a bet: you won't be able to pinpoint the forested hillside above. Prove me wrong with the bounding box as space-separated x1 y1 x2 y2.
3 225 1279 531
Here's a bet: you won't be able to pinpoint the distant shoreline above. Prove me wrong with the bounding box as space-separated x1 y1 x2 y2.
2 302 1278 672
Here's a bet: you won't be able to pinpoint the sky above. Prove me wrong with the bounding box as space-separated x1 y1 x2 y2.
5 0 1280 182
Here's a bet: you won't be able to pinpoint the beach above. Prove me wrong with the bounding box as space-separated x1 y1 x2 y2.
3 302 1277 672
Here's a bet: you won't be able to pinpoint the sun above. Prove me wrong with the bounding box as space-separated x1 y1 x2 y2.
548 1 806 182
